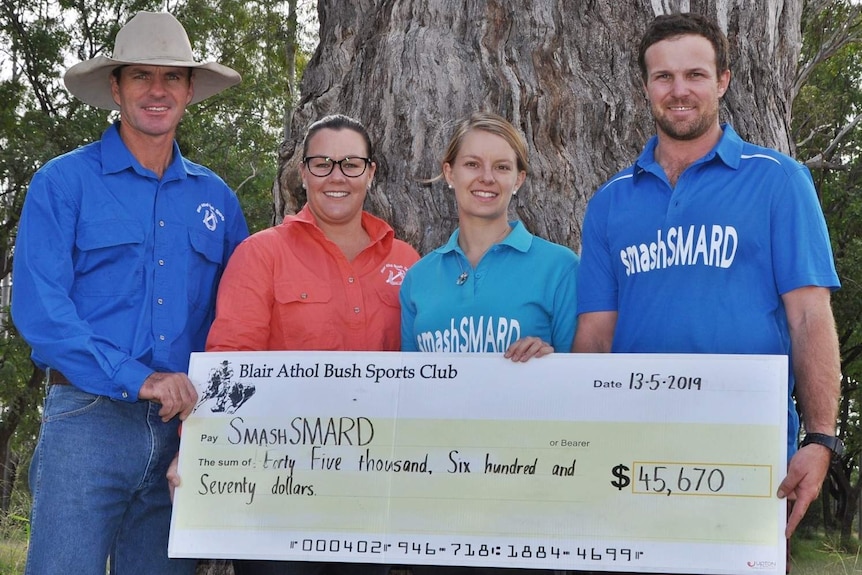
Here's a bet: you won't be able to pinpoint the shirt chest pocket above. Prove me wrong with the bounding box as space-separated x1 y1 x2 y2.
188 229 226 310
273 281 341 349
74 220 144 296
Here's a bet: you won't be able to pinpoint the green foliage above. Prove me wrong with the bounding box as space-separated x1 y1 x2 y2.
794 0 862 545
0 317 42 464
796 7 862 399
168 0 317 232
176 0 294 232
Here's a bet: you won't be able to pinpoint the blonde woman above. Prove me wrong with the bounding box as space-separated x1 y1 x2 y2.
400 112 578 364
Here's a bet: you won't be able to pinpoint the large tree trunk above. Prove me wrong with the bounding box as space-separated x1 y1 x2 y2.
275 0 802 254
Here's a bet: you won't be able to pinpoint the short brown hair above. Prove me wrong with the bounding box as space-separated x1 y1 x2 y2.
637 13 730 82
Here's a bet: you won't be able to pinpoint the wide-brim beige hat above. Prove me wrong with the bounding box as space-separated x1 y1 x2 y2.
63 11 241 110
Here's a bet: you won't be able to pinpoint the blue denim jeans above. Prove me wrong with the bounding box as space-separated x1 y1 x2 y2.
25 384 196 575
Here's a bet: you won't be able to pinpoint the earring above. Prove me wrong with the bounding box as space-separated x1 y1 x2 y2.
513 188 519 196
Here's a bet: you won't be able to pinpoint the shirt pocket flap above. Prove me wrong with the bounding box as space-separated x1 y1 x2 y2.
188 229 224 264
77 220 144 251
370 281 401 309
274 281 333 305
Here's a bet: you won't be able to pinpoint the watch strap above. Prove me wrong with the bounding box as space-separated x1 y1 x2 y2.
801 432 844 457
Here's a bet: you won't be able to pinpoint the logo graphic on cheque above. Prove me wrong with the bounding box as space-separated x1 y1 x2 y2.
195 360 255 414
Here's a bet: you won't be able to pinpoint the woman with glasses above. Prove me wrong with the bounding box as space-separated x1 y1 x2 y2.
205 113 420 355
401 111 578 361
196 114 419 575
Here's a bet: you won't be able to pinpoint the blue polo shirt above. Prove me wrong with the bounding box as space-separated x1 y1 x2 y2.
11 122 249 401
577 124 839 453
400 221 578 353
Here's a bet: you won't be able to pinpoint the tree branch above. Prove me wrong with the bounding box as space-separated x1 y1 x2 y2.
795 4 862 100
234 165 259 194
803 113 862 168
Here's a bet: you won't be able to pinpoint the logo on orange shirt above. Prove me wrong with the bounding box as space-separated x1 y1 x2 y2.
381 263 408 286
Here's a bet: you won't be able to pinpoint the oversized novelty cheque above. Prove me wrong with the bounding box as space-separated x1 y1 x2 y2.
169 351 787 574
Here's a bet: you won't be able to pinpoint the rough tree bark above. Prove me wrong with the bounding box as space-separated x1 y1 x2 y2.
275 0 803 255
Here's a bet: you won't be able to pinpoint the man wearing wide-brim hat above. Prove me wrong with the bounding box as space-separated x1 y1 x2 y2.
11 11 249 574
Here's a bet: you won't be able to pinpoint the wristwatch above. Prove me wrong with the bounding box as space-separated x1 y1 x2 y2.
800 433 845 457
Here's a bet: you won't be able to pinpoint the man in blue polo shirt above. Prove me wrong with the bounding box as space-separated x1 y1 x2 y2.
11 12 248 574
574 11 841 566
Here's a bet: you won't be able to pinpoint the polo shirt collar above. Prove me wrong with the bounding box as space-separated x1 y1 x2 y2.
633 123 744 181
436 220 532 255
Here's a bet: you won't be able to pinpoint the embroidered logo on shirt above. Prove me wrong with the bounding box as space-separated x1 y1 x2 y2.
381 263 408 286
196 202 225 232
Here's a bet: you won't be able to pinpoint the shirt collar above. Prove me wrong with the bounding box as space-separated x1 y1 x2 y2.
633 123 744 180
100 122 188 182
436 220 532 255
290 204 395 244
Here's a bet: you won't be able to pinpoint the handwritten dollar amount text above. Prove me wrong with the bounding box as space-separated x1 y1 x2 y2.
610 462 774 497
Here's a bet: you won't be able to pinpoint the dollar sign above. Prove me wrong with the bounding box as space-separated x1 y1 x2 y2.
610 463 631 490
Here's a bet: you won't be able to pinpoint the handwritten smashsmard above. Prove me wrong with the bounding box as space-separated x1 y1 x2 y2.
227 416 375 447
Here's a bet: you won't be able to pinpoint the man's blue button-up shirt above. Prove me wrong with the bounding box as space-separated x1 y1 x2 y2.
12 122 249 400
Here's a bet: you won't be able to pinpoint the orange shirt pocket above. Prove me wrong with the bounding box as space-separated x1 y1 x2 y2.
273 281 343 350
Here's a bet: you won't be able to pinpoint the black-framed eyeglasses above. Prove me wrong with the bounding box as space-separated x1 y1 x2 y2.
303 156 371 178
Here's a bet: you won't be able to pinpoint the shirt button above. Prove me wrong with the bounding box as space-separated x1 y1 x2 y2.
122 391 128 399
157 298 164 305
301 293 308 299
348 277 355 283
354 307 360 314
159 220 165 227
158 259 165 266
159 335 165 341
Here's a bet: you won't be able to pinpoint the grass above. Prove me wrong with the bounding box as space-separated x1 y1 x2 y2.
0 510 27 575
790 534 862 575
